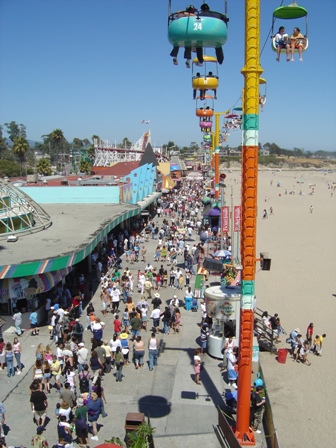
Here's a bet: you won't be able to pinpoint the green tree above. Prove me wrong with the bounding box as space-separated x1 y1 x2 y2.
12 136 30 176
0 125 8 156
91 134 100 144
87 146 95 161
79 160 92 174
41 128 68 163
119 137 132 149
0 159 20 177
36 157 52 175
4 121 20 142
73 138 83 148
189 141 199 151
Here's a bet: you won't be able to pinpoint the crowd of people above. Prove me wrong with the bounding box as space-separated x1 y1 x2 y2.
287 324 326 366
1 174 328 446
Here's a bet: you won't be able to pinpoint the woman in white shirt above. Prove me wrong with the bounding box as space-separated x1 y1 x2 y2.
226 347 238 389
109 335 121 363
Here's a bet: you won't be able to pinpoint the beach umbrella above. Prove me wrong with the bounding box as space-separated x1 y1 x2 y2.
214 249 231 257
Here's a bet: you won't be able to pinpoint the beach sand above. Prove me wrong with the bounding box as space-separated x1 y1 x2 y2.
227 168 336 447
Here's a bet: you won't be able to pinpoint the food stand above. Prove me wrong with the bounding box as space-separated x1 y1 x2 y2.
204 285 241 359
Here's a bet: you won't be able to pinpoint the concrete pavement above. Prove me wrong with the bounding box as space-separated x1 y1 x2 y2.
0 219 225 447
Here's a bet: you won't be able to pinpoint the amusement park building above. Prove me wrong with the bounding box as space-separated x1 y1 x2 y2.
0 143 161 317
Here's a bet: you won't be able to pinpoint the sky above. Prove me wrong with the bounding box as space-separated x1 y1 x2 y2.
0 0 335 152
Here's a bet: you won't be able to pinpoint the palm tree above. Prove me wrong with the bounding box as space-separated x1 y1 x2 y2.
121 137 132 149
12 136 29 176
49 128 65 146
79 160 92 174
36 158 52 176
42 129 66 163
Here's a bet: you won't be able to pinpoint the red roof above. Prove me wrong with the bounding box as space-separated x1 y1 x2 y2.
92 162 139 176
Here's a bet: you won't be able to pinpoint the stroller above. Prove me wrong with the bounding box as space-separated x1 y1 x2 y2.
191 298 198 312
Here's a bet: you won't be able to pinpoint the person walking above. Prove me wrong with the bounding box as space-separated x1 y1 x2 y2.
31 425 49 448
194 349 202 385
160 307 171 335
114 346 124 382
74 397 89 448
12 308 22 336
5 342 15 378
150 307 161 334
29 309 39 336
0 338 5 370
13 336 23 375
86 392 101 441
133 336 145 369
148 332 158 371
57 414 74 445
130 313 142 341
200 323 210 354
226 347 238 389
30 381 48 427
0 401 5 440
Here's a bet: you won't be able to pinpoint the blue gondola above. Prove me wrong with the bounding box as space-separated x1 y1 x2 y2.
168 1 229 66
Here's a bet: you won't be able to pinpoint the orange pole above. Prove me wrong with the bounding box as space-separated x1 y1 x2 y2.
234 0 263 444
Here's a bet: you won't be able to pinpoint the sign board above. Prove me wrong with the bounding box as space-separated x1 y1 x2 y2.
234 206 241 232
221 206 229 232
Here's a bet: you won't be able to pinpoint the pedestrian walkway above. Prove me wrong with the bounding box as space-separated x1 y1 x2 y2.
0 214 224 447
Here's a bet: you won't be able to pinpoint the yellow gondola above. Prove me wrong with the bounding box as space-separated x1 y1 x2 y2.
192 56 219 100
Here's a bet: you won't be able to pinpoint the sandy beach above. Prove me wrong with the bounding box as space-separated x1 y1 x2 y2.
227 168 336 447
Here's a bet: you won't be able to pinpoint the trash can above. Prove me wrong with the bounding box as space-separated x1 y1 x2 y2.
125 412 145 447
277 348 288 364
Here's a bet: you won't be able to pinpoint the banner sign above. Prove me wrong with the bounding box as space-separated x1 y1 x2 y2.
221 206 229 232
234 206 241 232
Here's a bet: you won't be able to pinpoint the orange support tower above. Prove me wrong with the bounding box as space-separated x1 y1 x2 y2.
234 0 263 445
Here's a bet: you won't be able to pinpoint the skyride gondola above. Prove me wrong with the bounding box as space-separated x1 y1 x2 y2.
259 77 267 111
196 94 214 132
192 55 219 100
271 1 308 60
168 1 229 67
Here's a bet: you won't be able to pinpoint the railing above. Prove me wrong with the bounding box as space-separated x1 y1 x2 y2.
258 365 281 448
254 308 277 354
216 406 242 448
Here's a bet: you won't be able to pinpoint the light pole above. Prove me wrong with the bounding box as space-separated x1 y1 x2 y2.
219 182 226 250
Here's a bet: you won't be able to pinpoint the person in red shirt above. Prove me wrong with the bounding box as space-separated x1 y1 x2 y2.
114 315 122 336
306 322 314 349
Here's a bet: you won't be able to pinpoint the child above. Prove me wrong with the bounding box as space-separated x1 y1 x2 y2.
55 401 61 417
313 334 326 356
66 368 76 393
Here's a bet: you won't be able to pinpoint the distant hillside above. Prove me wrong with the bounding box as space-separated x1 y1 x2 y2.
5 138 40 148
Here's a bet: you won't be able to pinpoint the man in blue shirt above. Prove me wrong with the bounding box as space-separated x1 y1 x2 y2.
29 309 39 336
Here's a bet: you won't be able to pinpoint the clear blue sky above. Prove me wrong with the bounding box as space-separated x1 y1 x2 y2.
0 0 335 152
